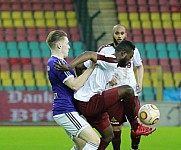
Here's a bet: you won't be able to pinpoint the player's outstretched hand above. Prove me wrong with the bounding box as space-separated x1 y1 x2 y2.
54 60 69 71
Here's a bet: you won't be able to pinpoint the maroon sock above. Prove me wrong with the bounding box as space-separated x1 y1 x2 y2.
112 130 121 150
131 134 141 149
98 138 110 150
123 96 138 131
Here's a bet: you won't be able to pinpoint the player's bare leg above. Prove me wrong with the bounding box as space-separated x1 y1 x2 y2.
117 85 156 136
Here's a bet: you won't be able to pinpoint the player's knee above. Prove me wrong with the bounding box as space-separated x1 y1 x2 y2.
118 85 134 98
91 137 100 145
125 85 134 96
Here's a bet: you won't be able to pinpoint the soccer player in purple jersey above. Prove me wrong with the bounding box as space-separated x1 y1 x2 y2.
54 40 156 150
46 30 100 150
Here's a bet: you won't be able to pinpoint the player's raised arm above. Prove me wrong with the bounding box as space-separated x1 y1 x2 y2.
54 51 97 71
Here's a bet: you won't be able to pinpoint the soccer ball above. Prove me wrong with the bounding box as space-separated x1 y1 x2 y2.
138 104 160 125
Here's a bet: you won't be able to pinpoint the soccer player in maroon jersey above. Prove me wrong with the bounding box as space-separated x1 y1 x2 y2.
54 40 156 150
98 24 144 150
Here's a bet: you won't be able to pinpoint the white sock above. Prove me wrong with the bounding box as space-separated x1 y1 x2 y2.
82 142 99 150
70 145 77 150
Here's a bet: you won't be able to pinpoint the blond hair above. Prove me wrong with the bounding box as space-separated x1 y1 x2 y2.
46 30 67 49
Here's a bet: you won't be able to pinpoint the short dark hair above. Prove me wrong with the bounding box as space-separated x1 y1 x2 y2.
46 30 67 49
115 40 135 53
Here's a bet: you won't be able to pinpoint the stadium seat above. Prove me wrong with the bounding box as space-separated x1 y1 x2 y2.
13 79 24 86
19 49 31 58
40 42 51 57
145 43 156 51
165 35 175 43
144 36 154 42
35 19 46 27
143 29 152 35
31 58 42 66
150 13 161 21
138 5 149 12
146 49 157 58
160 6 170 12
2 78 13 86
24 78 36 86
171 59 181 67
155 35 165 43
32 3 42 11
34 11 44 19
149 5 159 12
11 64 21 71
0 58 8 65
164 79 174 87
36 79 47 86
172 13 180 21
152 21 162 29
129 13 139 21
173 21 181 28
162 20 173 28
24 19 35 28
159 59 169 66
18 42 29 51
30 42 41 57
46 19 56 27
148 59 158 65
1 3 10 11
156 43 167 51
140 13 150 21
157 50 168 59
0 71 11 80
22 11 33 19
55 11 66 19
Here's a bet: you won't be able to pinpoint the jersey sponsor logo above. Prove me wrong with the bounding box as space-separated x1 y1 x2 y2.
110 117 119 125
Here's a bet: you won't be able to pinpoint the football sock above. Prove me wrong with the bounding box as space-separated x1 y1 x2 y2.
112 130 121 150
70 145 78 150
82 142 99 150
123 96 138 131
98 138 109 150
131 134 141 150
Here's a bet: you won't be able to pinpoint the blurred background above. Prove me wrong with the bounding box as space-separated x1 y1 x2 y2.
0 0 180 126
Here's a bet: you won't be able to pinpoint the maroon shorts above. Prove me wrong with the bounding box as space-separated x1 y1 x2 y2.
75 88 119 132
107 96 140 126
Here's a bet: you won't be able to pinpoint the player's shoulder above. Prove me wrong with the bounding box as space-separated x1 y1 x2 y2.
134 47 140 54
97 42 114 52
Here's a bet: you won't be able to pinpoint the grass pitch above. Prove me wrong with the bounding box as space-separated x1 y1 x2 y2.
0 126 181 150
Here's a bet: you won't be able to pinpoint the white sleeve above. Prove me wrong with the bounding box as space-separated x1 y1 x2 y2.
83 60 91 68
96 53 117 70
133 48 142 66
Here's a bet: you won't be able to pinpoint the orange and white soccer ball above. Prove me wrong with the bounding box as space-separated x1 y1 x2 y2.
138 104 160 125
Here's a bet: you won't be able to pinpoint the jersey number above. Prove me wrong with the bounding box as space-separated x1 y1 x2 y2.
127 62 131 68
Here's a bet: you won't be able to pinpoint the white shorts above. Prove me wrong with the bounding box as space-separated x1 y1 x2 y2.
53 112 90 139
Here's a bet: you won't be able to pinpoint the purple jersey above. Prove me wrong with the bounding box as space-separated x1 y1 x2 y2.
47 56 77 116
